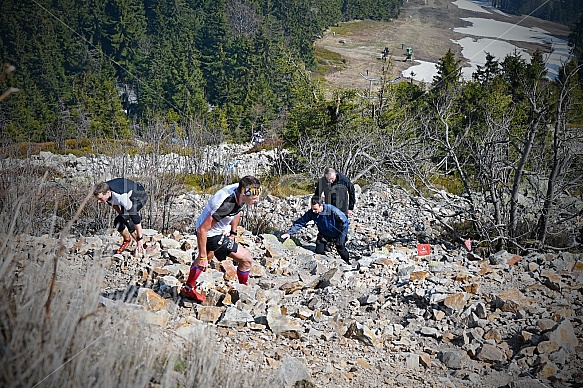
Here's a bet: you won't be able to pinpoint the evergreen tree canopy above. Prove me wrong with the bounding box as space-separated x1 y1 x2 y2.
0 0 404 143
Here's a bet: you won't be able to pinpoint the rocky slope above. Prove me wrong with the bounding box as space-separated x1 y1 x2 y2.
11 183 582 387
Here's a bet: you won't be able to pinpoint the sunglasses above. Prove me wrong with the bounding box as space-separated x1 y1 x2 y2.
244 186 261 196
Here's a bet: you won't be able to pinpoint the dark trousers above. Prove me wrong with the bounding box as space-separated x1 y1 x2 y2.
316 234 349 262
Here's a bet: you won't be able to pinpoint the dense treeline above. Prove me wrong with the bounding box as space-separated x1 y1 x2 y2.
490 0 582 26
0 0 401 144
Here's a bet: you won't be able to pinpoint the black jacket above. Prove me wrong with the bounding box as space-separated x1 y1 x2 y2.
314 170 356 213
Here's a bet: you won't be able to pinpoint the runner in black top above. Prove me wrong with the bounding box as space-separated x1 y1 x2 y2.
94 178 148 254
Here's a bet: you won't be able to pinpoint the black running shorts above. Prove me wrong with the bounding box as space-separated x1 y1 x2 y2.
206 234 238 261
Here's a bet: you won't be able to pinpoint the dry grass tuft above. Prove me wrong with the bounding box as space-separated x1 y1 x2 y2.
0 167 269 387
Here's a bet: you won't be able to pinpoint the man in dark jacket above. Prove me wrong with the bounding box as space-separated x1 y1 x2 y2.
281 196 350 263
314 167 356 217
94 178 148 254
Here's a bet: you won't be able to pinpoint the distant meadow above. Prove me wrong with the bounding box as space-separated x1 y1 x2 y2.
402 0 572 82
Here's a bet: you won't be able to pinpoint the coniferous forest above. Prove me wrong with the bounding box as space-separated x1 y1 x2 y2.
0 0 401 143
490 0 583 25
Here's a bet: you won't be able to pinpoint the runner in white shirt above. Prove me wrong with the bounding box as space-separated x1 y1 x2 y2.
180 175 261 302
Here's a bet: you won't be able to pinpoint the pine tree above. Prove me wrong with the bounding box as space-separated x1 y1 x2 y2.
569 11 583 62
102 0 148 81
473 52 500 84
432 49 462 93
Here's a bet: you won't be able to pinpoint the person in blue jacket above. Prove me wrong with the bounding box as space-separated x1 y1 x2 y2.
281 196 350 263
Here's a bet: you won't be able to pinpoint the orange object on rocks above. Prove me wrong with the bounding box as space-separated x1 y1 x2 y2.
180 285 206 303
417 243 431 256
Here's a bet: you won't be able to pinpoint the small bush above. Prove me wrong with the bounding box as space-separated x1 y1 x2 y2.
240 207 279 235
314 47 347 77
261 174 314 198
243 138 284 154
430 174 465 195
180 172 230 193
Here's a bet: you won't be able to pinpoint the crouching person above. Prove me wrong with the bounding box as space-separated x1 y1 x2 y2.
180 176 262 302
281 196 350 263
94 178 148 254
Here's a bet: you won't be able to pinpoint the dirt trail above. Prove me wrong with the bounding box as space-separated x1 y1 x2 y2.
315 0 570 90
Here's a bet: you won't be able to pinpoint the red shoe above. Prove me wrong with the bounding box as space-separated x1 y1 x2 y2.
116 239 132 254
180 285 206 303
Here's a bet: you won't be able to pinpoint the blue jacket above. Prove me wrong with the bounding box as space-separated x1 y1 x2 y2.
286 204 349 244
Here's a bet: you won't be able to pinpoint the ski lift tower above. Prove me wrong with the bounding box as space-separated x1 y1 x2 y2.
359 72 379 95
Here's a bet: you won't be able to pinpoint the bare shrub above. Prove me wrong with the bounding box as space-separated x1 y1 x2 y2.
240 205 279 235
225 0 261 38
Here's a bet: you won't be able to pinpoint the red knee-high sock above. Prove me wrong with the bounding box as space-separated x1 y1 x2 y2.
237 268 250 285
185 263 202 287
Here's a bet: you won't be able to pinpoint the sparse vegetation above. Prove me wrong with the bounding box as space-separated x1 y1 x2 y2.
243 138 285 154
0 138 202 159
241 208 279 235
261 174 314 198
0 166 268 387
314 47 347 78
179 172 230 193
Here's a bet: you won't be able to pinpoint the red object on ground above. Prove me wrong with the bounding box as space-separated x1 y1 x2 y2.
417 243 431 256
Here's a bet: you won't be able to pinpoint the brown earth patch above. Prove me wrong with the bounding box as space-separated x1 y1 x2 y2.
314 0 571 91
